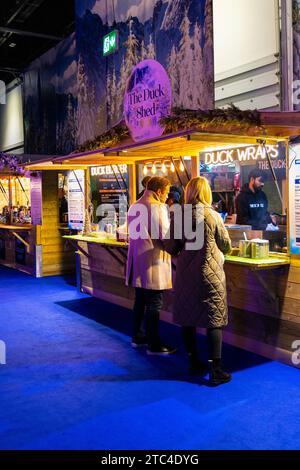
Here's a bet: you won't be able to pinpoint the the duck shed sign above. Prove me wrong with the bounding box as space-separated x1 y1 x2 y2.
124 59 172 143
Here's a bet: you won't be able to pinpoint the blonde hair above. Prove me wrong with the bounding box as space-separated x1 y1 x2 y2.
185 176 212 206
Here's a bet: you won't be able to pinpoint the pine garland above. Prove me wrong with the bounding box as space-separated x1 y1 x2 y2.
74 124 130 154
73 106 263 153
160 105 263 134
0 152 27 176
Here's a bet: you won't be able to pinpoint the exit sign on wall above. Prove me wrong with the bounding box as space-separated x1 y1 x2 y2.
103 30 118 56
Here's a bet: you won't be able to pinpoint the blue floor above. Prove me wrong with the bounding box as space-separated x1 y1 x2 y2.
1 265 300 450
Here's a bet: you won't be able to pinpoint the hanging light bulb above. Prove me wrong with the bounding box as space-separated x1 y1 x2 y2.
143 165 148 176
179 160 184 172
161 162 167 174
151 163 157 175
170 162 175 173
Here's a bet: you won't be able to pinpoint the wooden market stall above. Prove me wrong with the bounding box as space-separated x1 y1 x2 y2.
25 112 300 366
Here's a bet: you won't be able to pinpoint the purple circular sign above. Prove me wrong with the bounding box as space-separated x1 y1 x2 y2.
124 59 172 142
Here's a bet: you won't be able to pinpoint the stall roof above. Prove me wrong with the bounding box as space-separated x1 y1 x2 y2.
25 111 300 169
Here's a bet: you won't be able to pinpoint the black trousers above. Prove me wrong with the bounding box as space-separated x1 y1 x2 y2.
132 288 163 348
182 326 223 360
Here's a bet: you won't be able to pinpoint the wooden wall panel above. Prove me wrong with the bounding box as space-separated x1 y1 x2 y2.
41 171 75 276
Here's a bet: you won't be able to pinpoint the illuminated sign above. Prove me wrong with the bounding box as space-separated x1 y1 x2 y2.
91 164 128 176
103 30 118 56
203 145 279 165
124 59 172 142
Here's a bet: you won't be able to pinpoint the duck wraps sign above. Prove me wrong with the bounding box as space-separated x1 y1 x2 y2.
124 59 171 142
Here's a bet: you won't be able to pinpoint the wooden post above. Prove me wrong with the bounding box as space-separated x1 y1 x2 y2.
127 163 136 204
191 155 200 178
8 176 13 224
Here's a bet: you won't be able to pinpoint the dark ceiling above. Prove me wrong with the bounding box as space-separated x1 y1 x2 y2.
0 0 75 84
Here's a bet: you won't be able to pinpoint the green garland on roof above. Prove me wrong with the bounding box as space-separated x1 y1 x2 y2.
160 105 263 134
74 123 130 154
74 105 263 153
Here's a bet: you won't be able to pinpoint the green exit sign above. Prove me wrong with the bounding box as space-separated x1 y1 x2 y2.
103 30 119 56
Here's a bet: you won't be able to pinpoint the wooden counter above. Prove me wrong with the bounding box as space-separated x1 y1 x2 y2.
0 224 37 275
66 235 299 368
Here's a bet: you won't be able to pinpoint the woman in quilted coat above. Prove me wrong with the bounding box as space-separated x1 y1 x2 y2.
165 177 232 384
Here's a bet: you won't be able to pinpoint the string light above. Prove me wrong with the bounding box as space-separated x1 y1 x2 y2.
161 162 167 173
143 165 148 176
151 163 157 175
179 161 184 172
170 162 175 173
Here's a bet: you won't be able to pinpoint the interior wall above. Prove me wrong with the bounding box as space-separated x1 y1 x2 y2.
213 0 281 110
0 80 24 153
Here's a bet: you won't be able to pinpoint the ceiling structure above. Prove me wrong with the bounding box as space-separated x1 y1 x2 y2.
0 0 74 85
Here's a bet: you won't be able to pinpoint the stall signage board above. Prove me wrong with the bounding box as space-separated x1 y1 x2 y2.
30 172 42 225
67 170 85 230
202 145 279 165
103 30 118 56
289 145 300 255
124 59 172 142
90 164 128 207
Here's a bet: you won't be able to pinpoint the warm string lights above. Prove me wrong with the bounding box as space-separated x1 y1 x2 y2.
142 159 185 176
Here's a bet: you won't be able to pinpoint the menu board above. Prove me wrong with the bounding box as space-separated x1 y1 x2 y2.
289 145 300 255
67 170 85 230
90 164 128 228
30 172 42 225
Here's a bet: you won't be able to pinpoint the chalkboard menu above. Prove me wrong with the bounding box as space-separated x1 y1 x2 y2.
90 164 129 228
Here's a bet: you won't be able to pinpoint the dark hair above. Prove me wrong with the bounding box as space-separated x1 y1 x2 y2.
248 169 265 182
147 176 170 193
141 176 152 188
167 191 181 203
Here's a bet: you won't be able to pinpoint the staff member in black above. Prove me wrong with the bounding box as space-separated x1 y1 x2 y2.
236 169 276 230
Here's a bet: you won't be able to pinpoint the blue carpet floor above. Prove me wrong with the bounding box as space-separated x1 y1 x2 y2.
1 266 300 450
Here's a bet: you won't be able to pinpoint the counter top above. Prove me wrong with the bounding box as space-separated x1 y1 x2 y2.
63 234 128 248
224 254 290 270
0 224 33 231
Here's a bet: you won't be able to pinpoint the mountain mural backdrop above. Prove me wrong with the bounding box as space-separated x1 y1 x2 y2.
23 0 214 154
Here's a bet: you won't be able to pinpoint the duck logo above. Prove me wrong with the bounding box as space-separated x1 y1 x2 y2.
0 340 6 365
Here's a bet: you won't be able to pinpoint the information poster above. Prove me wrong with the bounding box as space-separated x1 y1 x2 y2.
67 170 85 230
90 164 129 228
289 145 300 255
30 172 42 225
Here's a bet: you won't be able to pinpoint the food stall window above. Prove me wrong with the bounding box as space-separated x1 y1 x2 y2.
200 143 287 253
136 158 191 200
0 176 31 225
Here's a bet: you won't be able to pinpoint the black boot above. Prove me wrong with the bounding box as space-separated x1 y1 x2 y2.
208 359 231 385
188 354 207 376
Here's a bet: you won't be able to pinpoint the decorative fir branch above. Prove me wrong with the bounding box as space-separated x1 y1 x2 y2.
73 105 263 154
0 152 27 176
160 105 263 133
74 124 130 153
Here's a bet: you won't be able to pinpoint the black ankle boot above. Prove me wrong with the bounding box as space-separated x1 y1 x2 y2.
188 354 207 376
208 359 231 385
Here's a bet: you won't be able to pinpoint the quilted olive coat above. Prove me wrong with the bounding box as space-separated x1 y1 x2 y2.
164 204 232 328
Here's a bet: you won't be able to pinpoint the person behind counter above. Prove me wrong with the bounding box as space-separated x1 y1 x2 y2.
126 176 177 355
137 176 152 200
164 176 232 384
235 169 277 230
